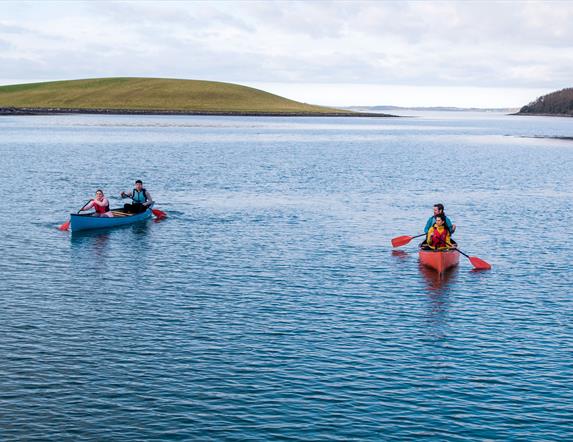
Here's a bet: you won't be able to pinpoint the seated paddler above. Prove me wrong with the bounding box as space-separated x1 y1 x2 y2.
79 190 113 217
120 179 153 214
425 214 455 250
424 203 455 235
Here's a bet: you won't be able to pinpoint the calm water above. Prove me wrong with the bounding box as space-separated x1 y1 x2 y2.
1 112 572 440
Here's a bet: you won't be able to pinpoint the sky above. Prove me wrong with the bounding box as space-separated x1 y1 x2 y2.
1 0 572 108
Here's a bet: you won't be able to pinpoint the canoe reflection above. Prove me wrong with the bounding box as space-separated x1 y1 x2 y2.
71 231 111 257
419 262 458 292
70 221 152 270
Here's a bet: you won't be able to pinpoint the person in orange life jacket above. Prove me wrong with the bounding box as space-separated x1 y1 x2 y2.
426 214 455 249
79 190 113 217
424 203 456 235
120 179 153 214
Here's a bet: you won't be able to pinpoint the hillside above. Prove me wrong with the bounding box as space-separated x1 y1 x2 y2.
517 87 573 116
0 77 364 116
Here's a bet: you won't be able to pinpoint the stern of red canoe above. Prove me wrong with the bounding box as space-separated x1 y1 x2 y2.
419 248 460 273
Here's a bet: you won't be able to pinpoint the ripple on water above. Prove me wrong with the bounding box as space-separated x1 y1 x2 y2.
1 113 572 440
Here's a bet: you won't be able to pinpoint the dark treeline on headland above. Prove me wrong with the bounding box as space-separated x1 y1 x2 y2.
517 87 573 116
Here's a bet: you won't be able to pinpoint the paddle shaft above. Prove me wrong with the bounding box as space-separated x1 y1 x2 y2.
124 194 151 207
77 200 93 213
58 199 93 230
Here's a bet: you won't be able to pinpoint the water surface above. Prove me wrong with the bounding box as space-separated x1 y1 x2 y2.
1 112 572 440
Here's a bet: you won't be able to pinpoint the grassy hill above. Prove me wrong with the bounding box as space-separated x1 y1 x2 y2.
517 87 573 116
0 77 354 115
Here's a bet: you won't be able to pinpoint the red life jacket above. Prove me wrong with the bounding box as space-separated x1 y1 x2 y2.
430 226 449 248
93 200 109 214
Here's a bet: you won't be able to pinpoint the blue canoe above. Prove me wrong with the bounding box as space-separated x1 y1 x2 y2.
70 205 154 232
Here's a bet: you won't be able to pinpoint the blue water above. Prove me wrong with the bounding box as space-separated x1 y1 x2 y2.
1 112 572 440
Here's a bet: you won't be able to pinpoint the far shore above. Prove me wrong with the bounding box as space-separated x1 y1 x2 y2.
513 135 573 141
511 112 573 118
0 107 398 118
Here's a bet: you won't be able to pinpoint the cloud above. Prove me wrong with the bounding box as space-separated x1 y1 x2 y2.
0 0 572 95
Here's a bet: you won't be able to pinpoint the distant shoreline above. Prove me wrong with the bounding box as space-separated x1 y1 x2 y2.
347 106 518 113
0 107 398 118
512 112 573 118
514 135 573 141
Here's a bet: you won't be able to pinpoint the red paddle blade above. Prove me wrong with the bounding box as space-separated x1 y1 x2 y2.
391 235 413 248
152 209 167 219
58 220 70 231
469 256 491 270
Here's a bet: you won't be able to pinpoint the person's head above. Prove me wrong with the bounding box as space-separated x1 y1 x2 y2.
433 203 445 216
435 213 448 230
135 179 143 191
95 189 104 200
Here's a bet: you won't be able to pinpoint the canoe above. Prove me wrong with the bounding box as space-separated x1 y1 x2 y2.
70 204 153 232
419 247 459 273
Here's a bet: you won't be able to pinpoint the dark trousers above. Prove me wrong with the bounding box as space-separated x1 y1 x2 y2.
124 203 146 214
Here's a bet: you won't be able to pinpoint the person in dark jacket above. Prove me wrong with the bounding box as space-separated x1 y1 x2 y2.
120 179 153 214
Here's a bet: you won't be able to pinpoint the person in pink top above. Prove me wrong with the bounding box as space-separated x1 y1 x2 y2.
79 190 113 217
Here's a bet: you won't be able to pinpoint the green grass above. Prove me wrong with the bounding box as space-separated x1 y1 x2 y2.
0 77 352 114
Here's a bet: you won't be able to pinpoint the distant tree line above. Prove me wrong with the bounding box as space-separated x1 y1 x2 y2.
519 88 573 115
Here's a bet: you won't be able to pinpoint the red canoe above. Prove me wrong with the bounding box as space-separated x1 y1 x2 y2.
419 248 459 273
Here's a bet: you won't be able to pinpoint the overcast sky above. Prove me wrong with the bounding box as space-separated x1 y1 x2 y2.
1 0 571 107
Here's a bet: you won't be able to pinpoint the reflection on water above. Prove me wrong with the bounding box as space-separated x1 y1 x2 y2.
71 231 111 256
425 289 450 340
70 231 112 273
129 220 152 236
391 249 409 260
419 263 458 292
69 221 153 273
419 264 457 340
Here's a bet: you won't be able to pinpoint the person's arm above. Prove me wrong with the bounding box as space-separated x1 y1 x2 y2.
424 217 433 233
426 227 434 248
446 232 454 248
143 190 153 206
79 200 94 211
446 216 455 233
120 191 132 199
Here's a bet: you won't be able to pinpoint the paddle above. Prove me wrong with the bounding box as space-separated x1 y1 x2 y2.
391 233 425 248
58 200 92 231
455 248 492 270
151 208 167 219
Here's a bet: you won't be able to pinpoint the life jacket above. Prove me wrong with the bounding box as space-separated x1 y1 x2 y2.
430 225 449 248
132 188 148 204
94 199 109 214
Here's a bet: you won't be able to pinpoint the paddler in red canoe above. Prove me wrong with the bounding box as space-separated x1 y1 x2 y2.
425 213 456 249
424 203 456 235
78 189 114 217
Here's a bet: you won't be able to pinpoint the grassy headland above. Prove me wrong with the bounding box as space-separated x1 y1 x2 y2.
0 77 393 117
